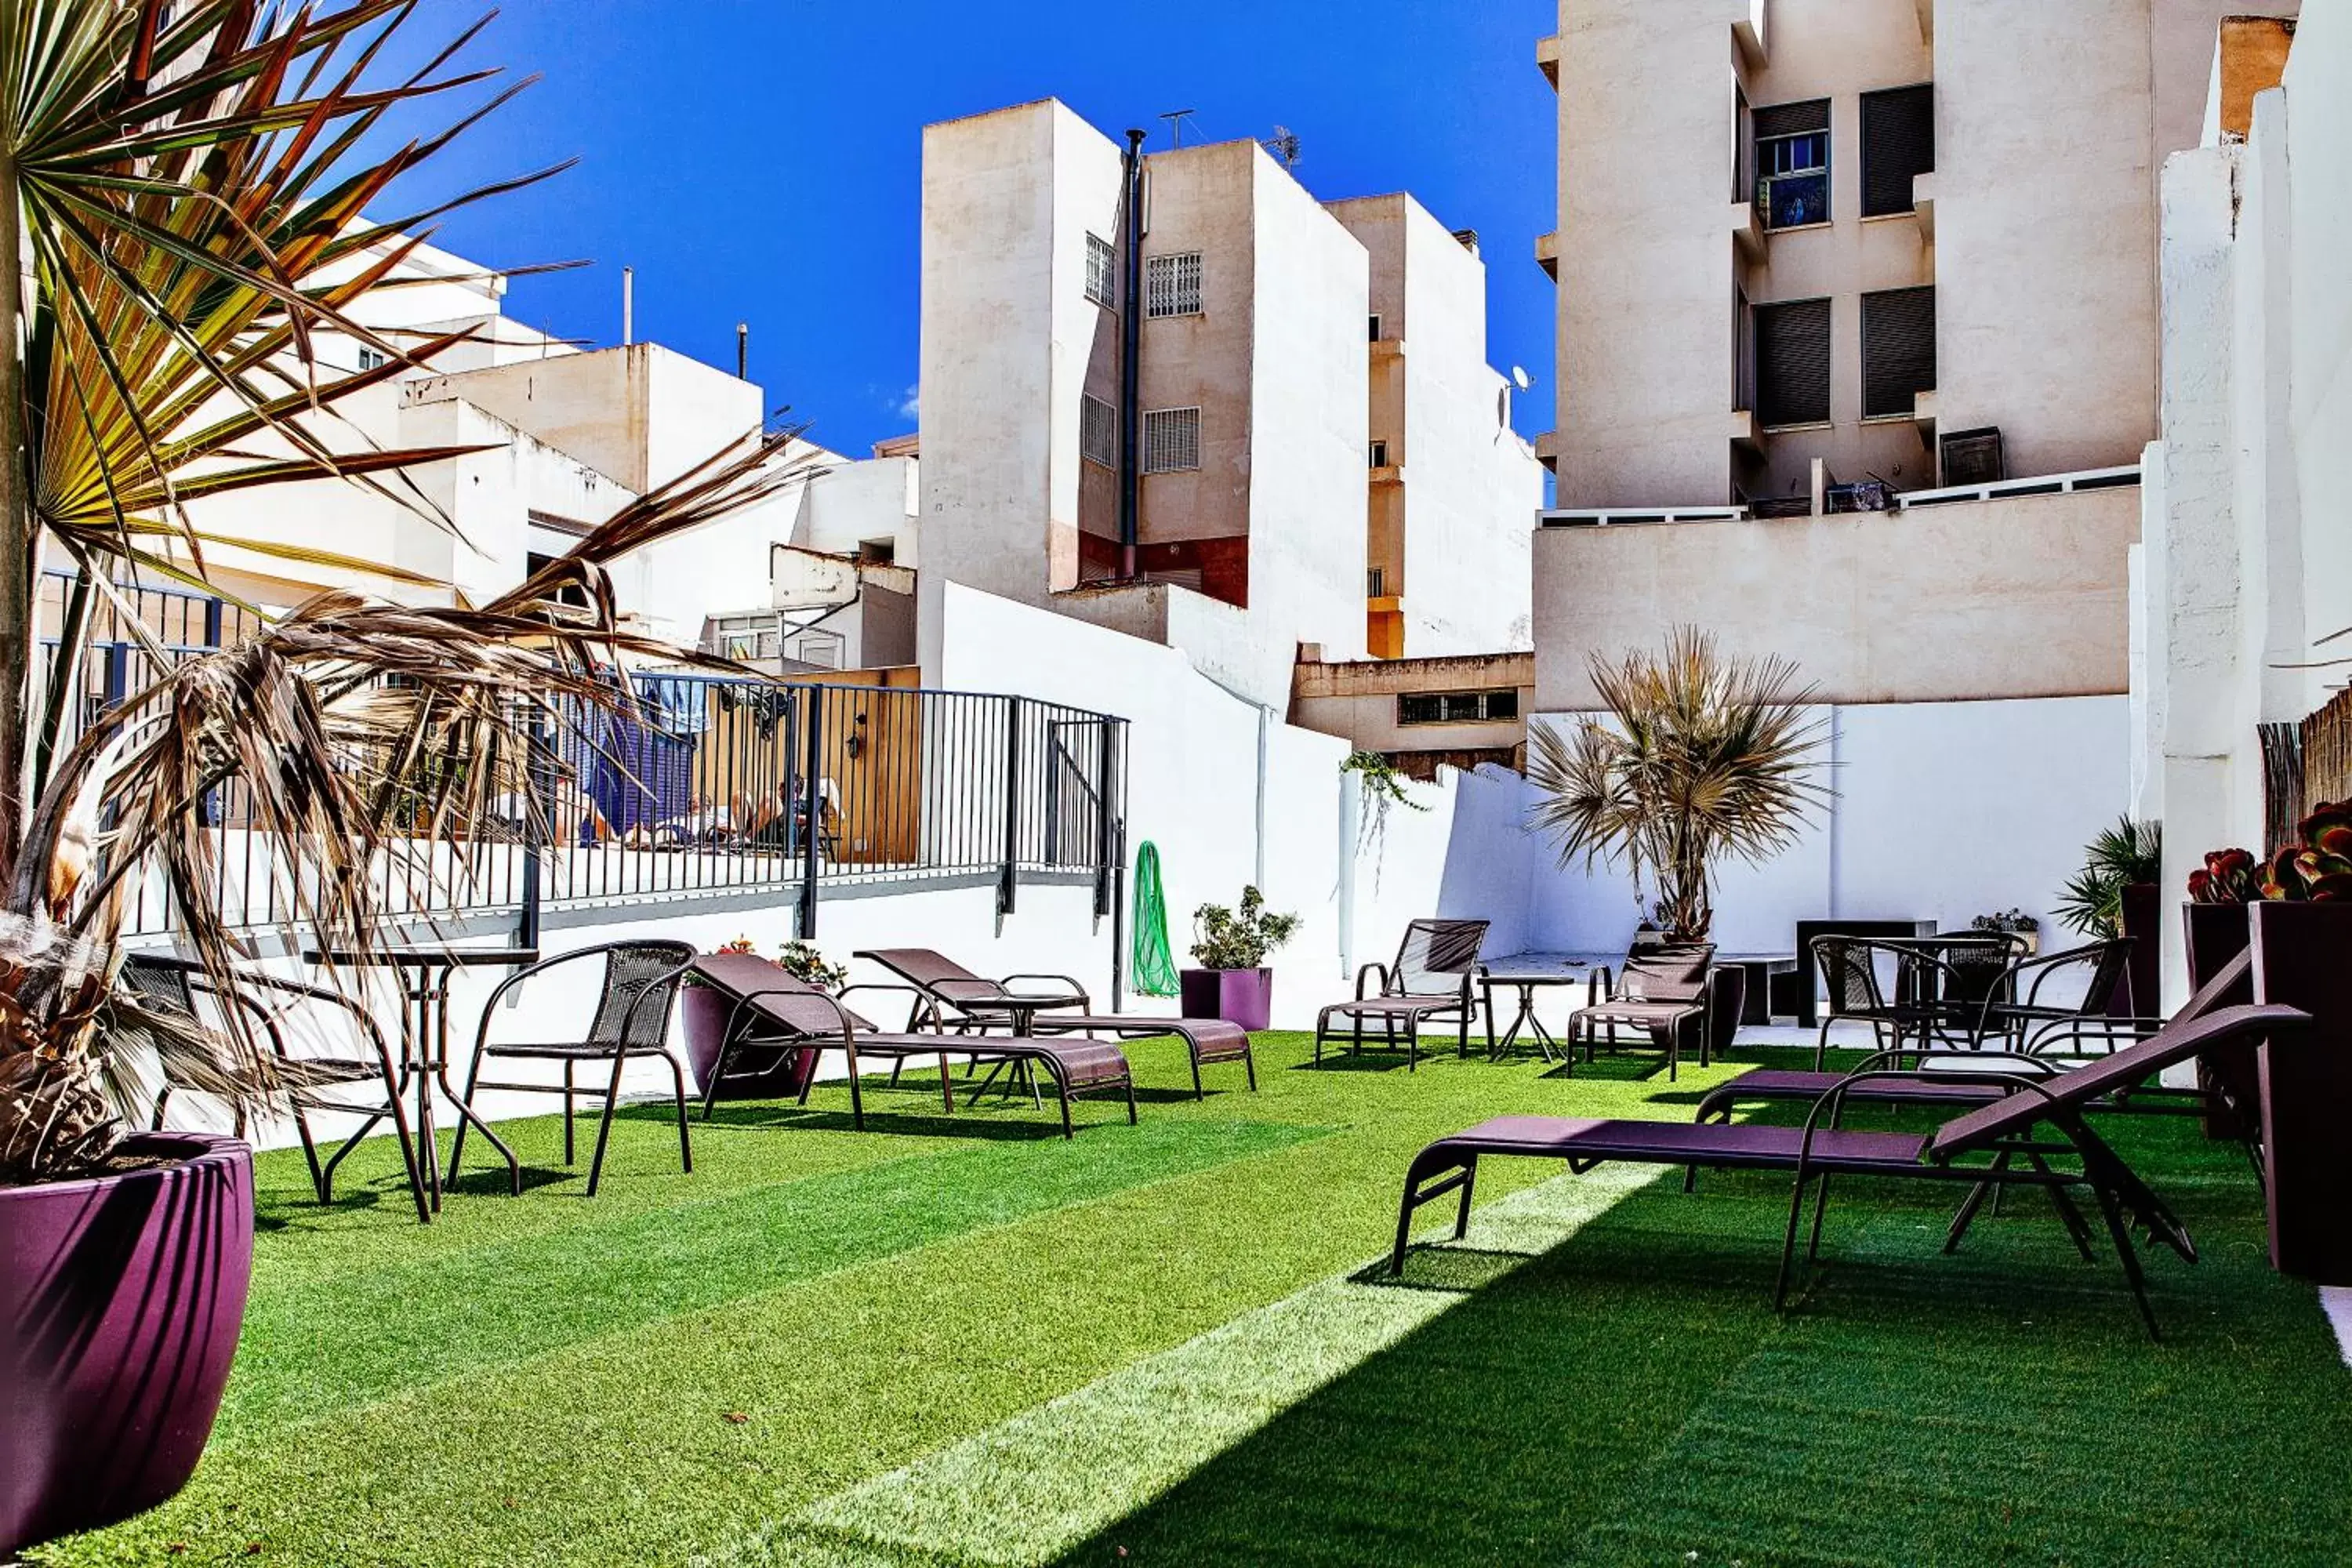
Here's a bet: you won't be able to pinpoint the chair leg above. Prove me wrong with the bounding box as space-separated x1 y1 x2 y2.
1775 1167 1817 1312
1454 1160 1477 1240
1806 1174 1834 1261
1124 1073 1138 1126
150 1086 172 1132
584 1050 630 1198
562 1060 576 1166
1243 1044 1258 1091
292 1107 329 1204
1813 1017 1834 1071
378 1080 432 1225
2089 1178 2163 1341
446 1040 481 1184
1189 1047 1204 1102
663 1051 694 1175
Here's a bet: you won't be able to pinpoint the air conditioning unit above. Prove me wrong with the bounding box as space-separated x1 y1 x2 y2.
1940 426 2006 488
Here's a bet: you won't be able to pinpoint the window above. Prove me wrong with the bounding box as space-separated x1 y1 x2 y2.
1753 100 1830 229
1368 439 1389 469
1398 689 1519 726
1860 84 1934 218
1367 566 1387 597
1368 312 1384 343
1082 394 1118 467
1755 298 1832 428
1145 252 1203 318
1143 408 1201 474
1862 286 1936 419
357 347 387 372
524 551 590 609
1084 232 1116 307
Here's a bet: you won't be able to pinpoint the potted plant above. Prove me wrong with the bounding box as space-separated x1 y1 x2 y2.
681 938 850 1100
1969 909 2041 956
1181 887 1301 1032
1526 629 1827 943
2052 818 2163 1014
0 7 797 1552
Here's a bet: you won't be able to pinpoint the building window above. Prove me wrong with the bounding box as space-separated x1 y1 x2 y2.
1398 689 1520 726
1368 312 1383 343
1861 285 1936 419
1082 394 1118 466
1755 298 1831 428
1860 84 1934 218
1084 232 1116 307
357 347 387 372
1753 99 1830 229
1367 566 1387 597
524 551 590 610
1143 407 1201 474
1368 439 1389 469
1145 252 1203 318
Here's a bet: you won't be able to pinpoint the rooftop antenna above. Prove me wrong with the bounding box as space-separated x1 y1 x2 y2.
1159 107 1198 149
1262 125 1302 170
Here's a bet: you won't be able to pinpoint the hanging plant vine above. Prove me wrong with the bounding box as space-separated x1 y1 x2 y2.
1341 749 1428 891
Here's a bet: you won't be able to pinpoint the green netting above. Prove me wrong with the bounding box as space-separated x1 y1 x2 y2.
1129 840 1180 996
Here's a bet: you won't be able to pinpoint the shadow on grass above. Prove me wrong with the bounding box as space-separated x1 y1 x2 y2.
1051 1116 2352 1566
614 1098 1119 1143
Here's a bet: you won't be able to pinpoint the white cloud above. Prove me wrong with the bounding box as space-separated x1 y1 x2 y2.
895 383 919 422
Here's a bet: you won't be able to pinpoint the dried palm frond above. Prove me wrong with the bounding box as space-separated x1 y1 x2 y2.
1528 628 1829 942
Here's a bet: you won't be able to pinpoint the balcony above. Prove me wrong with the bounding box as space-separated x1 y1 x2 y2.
1731 201 1765 263
1534 230 1559 281
1536 32 1559 89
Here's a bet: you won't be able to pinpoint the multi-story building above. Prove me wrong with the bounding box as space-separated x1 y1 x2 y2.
916 100 1538 706
1529 0 2294 715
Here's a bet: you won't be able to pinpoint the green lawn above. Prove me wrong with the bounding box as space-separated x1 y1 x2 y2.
36 1030 2352 1567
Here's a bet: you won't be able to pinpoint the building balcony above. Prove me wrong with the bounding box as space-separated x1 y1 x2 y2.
1731 201 1766 263
1371 336 1406 365
1535 230 1559 281
1914 172 1939 242
1370 463 1406 488
1536 33 1560 89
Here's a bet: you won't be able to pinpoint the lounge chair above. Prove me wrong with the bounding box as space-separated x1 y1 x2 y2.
853 947 1254 1098
685 953 1134 1138
1313 919 1490 1071
1390 1001 2308 1337
1565 943 1716 1080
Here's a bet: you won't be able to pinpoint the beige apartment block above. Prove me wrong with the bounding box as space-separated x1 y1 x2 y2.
1532 0 2294 711
916 99 1535 706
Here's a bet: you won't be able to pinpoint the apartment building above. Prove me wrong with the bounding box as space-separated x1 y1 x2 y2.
1530 0 2294 713
917 100 1537 706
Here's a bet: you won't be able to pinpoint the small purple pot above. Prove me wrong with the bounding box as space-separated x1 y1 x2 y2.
2 1131 255 1555
1180 967 1273 1033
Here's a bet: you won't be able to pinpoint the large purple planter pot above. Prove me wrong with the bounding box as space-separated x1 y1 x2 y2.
2248 902 2352 1285
680 980 815 1102
2117 881 2162 1018
2183 902 2256 1141
1180 967 1272 1033
2 1131 254 1555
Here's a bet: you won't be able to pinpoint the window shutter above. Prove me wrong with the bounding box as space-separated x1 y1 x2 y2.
1751 99 1828 140
1143 408 1201 474
1862 286 1936 419
1145 252 1202 318
1860 85 1933 217
1755 299 1831 428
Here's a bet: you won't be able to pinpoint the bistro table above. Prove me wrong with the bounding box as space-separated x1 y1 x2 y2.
933 988 1091 1103
303 943 539 1215
1479 964 1603 1062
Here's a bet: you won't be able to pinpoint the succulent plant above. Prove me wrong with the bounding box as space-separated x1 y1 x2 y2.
2187 848 2260 904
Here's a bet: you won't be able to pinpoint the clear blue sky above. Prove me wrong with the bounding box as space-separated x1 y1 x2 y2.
390 0 1560 455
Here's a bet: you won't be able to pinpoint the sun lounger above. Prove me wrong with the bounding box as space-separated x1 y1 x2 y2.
852 947 1255 1098
1392 1002 2308 1336
684 953 1134 1138
1314 919 1490 1071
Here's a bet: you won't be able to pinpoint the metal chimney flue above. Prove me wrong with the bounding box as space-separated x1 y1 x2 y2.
1117 129 1149 582
622 266 635 347
737 322 749 379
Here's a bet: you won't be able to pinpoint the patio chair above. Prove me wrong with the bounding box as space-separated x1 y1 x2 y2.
686 953 1134 1138
1313 918 1490 1072
855 947 1254 1098
1807 936 1980 1069
125 953 431 1225
1564 944 1717 1080
1391 1000 2310 1338
1973 938 2137 1052
447 940 698 1197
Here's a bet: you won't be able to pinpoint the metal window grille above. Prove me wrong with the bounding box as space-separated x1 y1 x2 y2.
1396 689 1517 726
1145 252 1202 318
1143 408 1200 474
1081 394 1118 466
1084 233 1116 307
1861 285 1936 419
1367 567 1387 597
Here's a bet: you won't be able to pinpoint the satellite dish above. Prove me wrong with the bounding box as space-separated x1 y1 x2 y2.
1510 366 1533 391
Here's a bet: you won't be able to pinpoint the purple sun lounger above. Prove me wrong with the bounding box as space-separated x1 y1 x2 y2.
853 947 1256 1098
686 953 1134 1138
1392 1002 2308 1338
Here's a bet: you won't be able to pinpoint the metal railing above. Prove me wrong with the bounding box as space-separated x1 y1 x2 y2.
42 575 1130 942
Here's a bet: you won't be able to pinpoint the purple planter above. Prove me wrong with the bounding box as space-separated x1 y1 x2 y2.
2248 902 2352 1285
2118 881 2162 1018
1181 967 1273 1033
680 977 816 1102
2 1131 254 1555
2183 901 2258 1141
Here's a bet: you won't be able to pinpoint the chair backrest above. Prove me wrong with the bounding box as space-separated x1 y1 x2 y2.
586 941 697 1049
2067 938 2136 1017
1811 936 1886 1015
856 947 1009 1007
1939 939 2021 1008
1390 920 1488 995
120 953 198 1014
689 953 877 1036
1620 946 1712 1003
1929 999 2306 1160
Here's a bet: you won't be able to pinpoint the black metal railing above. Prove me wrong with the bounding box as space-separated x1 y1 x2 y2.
41 575 1129 941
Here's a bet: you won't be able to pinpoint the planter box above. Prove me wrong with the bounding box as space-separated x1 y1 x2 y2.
2249 901 2352 1285
2118 882 2161 1018
680 978 817 1103
1181 967 1272 1033
2183 901 2258 1140
2 1132 254 1555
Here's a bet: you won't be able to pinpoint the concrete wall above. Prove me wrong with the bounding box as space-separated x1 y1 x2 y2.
1533 485 2142 710
1292 651 1535 757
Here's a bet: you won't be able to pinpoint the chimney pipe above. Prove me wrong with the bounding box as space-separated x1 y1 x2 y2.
1117 129 1149 582
736 321 749 379
622 267 634 347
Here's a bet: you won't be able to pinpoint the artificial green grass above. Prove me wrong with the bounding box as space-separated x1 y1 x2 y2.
34 1033 2352 1567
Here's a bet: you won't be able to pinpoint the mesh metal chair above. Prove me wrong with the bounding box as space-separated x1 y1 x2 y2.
1567 944 1717 1080
448 940 697 1196
126 953 430 1224
1314 919 1490 1072
1973 938 2138 1053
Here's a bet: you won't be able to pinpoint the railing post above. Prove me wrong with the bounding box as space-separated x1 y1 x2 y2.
999 696 1022 917
1093 720 1116 919
799 684 824 938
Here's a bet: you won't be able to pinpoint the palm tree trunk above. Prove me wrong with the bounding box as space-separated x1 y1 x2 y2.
0 151 33 880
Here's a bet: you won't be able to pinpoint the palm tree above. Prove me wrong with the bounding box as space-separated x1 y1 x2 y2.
1527 629 1828 942
0 2 803 1181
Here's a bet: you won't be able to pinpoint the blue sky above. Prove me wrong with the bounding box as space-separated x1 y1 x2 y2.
391 0 1560 455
